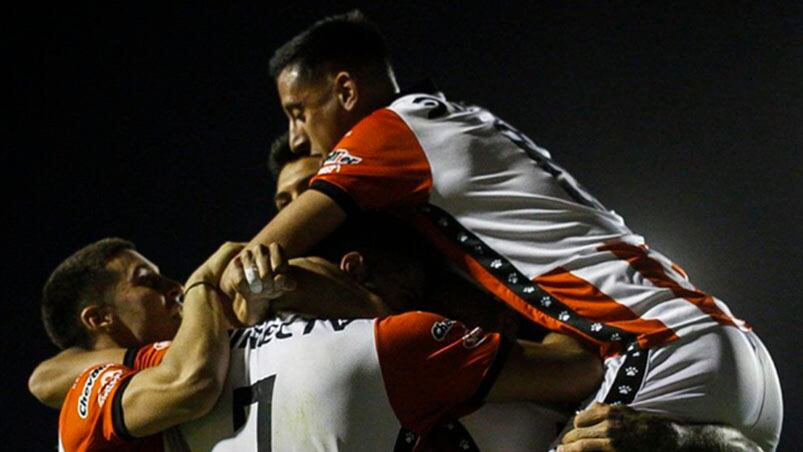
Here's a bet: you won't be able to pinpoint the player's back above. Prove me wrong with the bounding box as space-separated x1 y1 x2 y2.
174 314 398 451
387 93 746 354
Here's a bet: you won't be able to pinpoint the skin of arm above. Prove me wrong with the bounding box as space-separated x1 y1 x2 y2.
118 242 241 437
487 332 604 405
558 403 762 452
28 347 126 408
257 257 392 320
219 190 346 307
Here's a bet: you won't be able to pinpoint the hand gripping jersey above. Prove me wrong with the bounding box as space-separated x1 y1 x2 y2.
310 91 749 357
58 342 171 452
174 312 507 451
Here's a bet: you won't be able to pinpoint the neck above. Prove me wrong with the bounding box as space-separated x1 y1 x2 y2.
90 333 129 350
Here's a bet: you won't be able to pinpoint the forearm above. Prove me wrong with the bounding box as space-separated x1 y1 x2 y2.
249 189 345 259
122 284 230 436
672 423 762 452
559 403 762 452
29 347 125 408
488 336 602 404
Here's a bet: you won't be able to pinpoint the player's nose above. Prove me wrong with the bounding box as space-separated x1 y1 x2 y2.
164 283 184 309
289 126 310 155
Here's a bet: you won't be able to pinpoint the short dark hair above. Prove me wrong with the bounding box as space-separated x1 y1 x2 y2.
311 213 443 310
269 10 392 83
41 238 135 349
268 132 304 183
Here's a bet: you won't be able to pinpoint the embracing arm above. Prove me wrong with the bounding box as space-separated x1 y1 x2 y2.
488 332 603 405
249 188 346 260
118 242 239 437
558 403 762 452
120 284 230 436
220 190 346 324
29 347 125 408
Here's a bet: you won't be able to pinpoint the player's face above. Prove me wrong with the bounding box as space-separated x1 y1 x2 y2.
274 155 322 211
277 66 352 157
104 250 184 347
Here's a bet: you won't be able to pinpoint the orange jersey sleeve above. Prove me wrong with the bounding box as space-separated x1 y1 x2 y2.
58 344 170 452
310 108 433 213
124 341 171 370
375 311 511 435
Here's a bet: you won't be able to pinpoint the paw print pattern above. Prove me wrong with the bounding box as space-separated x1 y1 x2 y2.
610 332 622 342
523 286 535 294
624 366 639 377
558 311 571 322
457 232 469 243
490 259 503 269
507 273 519 284
540 296 552 307
590 322 603 332
618 385 632 395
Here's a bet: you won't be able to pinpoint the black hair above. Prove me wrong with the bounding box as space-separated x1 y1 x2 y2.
310 213 444 311
269 10 392 84
268 132 298 183
41 238 135 349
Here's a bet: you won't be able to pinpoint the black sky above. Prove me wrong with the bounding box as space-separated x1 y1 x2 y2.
7 2 801 449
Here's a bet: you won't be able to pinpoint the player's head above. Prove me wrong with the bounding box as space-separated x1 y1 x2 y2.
270 10 399 156
42 238 183 350
268 132 322 211
280 215 440 314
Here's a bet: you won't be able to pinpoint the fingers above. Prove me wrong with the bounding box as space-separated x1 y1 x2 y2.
557 438 615 451
236 243 296 298
562 420 611 444
574 402 615 428
242 248 264 294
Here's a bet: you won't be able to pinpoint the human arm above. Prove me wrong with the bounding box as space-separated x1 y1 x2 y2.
487 332 603 405
374 313 602 435
219 190 346 309
228 246 391 326
28 347 125 408
114 242 241 437
557 403 762 452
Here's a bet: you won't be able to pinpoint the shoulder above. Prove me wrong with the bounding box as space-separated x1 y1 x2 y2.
60 363 139 448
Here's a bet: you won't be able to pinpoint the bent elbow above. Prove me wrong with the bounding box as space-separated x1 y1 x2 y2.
28 370 62 409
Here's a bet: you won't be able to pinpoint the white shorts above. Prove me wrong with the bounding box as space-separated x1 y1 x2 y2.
587 326 783 451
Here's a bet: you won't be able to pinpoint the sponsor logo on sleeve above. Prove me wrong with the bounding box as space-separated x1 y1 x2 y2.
151 341 171 351
431 319 457 341
461 327 488 349
97 369 125 408
318 149 363 175
78 364 112 419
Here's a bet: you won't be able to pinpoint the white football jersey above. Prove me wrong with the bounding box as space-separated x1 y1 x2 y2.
311 90 748 357
172 312 508 451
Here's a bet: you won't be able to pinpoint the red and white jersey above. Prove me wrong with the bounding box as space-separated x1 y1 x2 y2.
310 91 748 357
58 342 171 452
174 312 507 451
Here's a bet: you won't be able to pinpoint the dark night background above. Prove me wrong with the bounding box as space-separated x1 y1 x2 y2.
7 2 801 450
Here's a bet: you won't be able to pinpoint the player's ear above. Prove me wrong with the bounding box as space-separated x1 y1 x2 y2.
340 251 367 283
79 304 114 334
333 71 359 112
